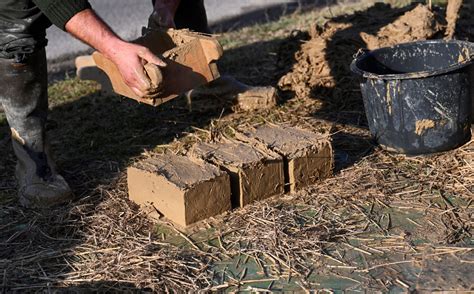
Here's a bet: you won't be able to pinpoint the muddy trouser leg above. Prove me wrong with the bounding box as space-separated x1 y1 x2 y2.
149 0 210 33
0 49 72 208
174 0 210 33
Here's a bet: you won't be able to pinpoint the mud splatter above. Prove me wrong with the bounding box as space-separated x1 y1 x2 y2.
415 119 435 135
458 47 470 63
10 128 25 145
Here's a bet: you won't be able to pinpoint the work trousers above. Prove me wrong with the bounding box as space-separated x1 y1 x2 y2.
151 0 210 33
0 0 50 60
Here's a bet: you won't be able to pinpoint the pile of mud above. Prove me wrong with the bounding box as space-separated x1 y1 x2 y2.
361 4 442 50
278 3 444 99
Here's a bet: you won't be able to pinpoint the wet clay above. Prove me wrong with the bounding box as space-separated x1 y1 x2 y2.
235 86 278 111
243 125 333 193
279 4 442 99
191 141 285 207
361 4 442 50
128 154 231 227
445 0 463 39
187 76 278 112
415 119 436 136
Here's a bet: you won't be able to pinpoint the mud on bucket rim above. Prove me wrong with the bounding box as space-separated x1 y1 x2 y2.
350 40 474 80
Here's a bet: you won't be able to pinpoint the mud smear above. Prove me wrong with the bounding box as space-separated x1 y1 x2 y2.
445 0 463 39
415 119 436 136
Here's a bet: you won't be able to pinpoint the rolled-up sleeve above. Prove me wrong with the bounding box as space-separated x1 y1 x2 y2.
33 0 92 31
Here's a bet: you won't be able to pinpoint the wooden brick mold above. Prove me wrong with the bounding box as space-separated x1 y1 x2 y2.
127 154 231 227
93 29 223 107
192 141 285 208
243 125 333 193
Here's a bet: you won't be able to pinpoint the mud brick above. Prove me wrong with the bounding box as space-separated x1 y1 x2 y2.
244 125 333 193
75 55 114 96
127 155 231 227
192 141 285 207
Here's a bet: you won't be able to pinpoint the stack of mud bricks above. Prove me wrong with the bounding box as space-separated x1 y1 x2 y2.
128 125 333 227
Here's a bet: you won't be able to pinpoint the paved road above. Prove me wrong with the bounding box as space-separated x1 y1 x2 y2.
46 0 297 60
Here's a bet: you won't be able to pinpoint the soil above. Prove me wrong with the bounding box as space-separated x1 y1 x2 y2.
279 3 443 99
361 4 442 50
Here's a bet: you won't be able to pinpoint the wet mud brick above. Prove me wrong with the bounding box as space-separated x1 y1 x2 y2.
244 125 333 193
192 142 285 207
75 55 114 96
127 155 231 227
93 28 223 106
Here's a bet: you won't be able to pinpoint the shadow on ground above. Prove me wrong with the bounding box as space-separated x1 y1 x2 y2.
0 9 307 290
3 2 463 291
210 0 337 32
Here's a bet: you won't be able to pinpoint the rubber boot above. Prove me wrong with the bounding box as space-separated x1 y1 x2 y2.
174 0 211 34
149 0 211 33
0 49 73 208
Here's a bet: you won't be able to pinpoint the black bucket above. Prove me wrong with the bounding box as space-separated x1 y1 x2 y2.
351 40 474 155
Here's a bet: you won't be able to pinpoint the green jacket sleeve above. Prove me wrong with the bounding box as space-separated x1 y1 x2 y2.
32 0 92 31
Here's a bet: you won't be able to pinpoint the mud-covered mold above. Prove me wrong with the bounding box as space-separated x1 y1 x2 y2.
127 154 231 227
191 141 285 208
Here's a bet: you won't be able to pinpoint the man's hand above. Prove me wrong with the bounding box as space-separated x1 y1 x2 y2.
104 41 165 97
65 9 166 98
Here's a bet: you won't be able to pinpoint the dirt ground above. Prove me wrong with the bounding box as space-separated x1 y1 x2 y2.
0 0 473 292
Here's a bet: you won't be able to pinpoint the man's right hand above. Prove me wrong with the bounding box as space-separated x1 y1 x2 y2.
104 40 166 97
65 9 166 98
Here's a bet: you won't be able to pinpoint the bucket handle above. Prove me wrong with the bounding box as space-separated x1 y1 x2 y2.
350 48 369 76
353 48 369 59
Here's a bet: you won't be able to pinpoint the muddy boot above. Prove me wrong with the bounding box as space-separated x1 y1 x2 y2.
0 49 73 208
174 0 211 34
149 0 211 33
186 76 279 112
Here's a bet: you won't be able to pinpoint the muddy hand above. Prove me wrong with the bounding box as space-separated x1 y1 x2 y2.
104 41 167 98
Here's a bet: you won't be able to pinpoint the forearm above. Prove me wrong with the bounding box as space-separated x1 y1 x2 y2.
65 9 123 60
65 8 166 98
33 0 91 30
